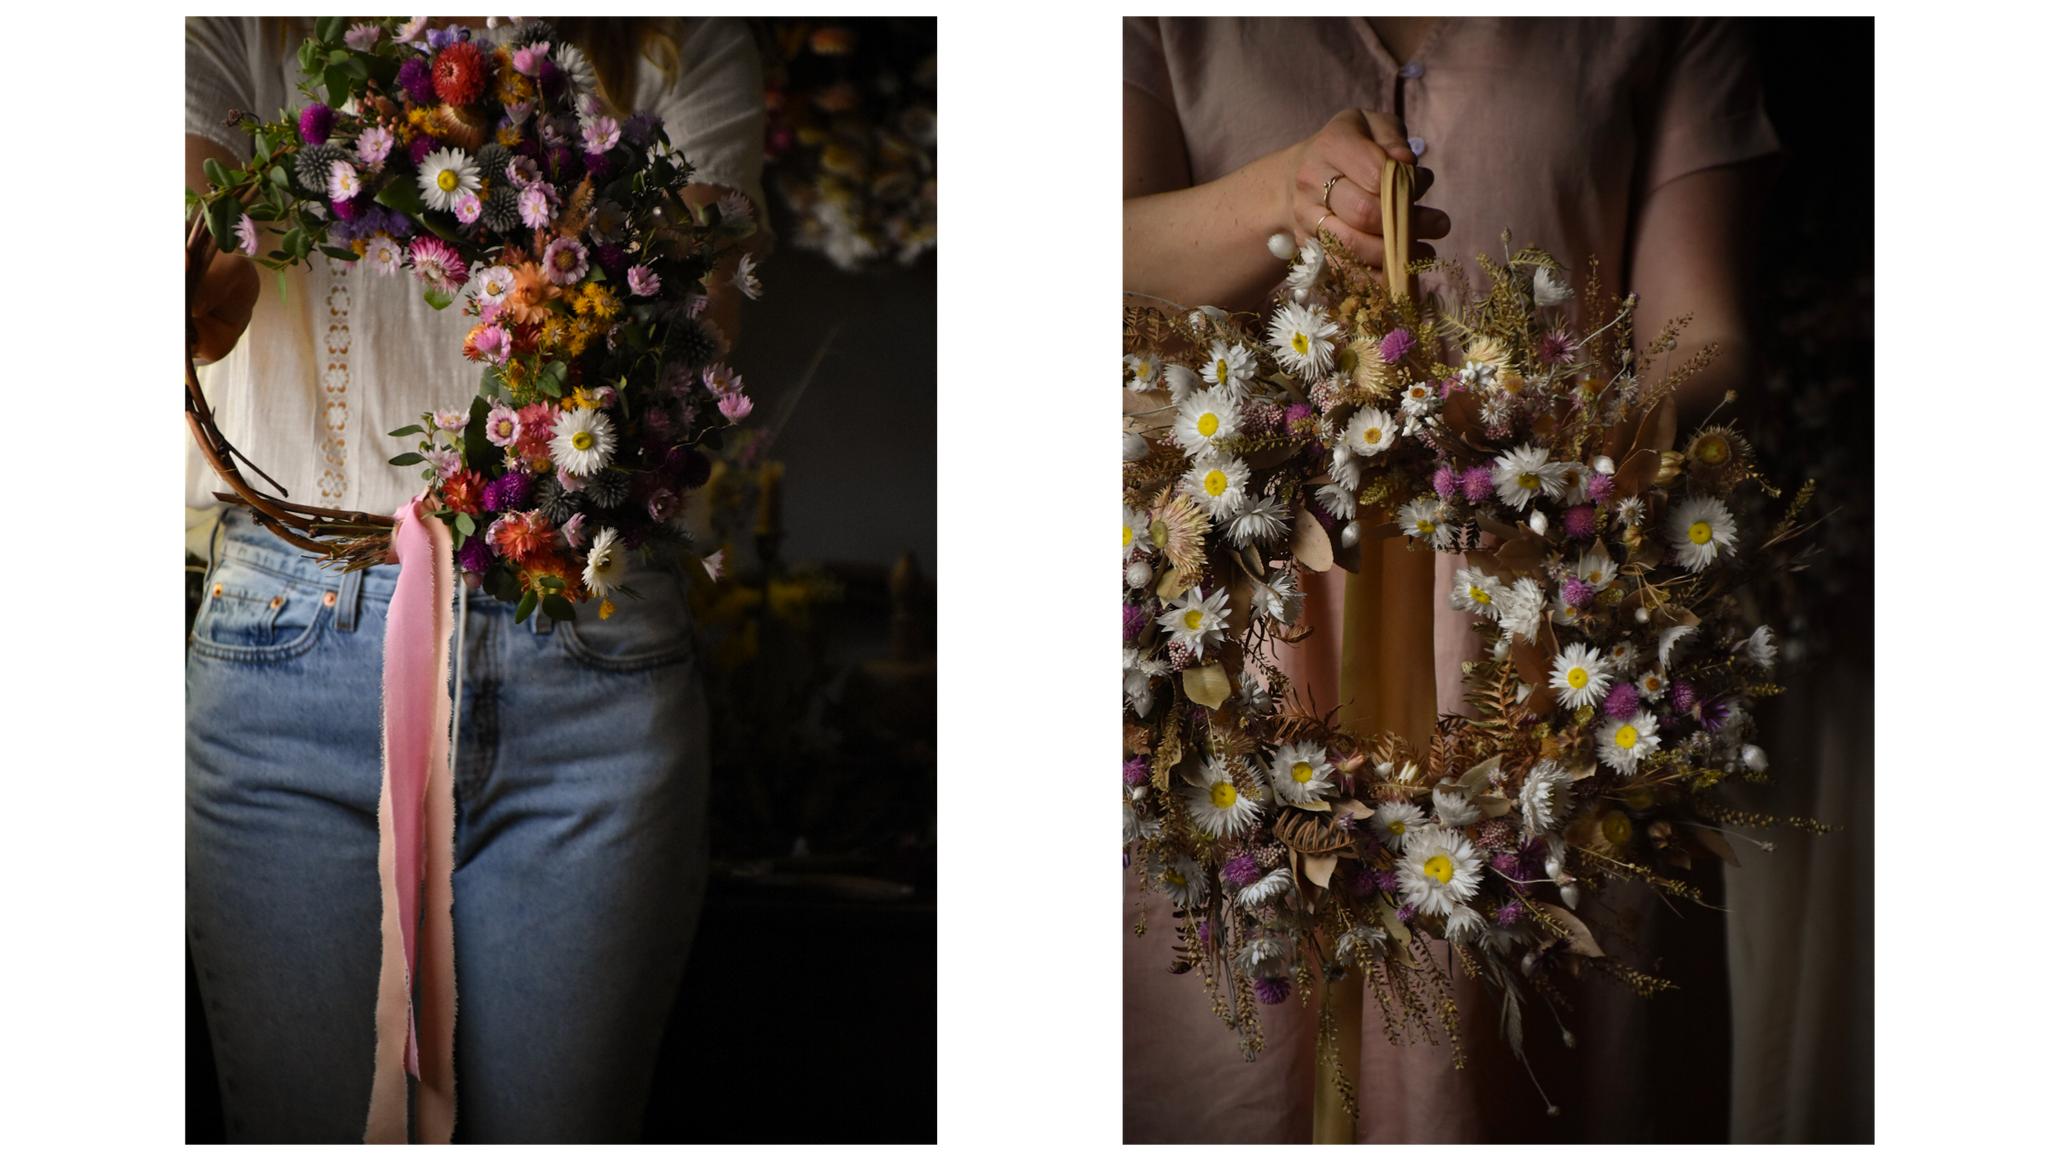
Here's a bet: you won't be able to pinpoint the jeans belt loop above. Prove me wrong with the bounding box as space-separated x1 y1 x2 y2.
533 611 553 635
335 567 364 633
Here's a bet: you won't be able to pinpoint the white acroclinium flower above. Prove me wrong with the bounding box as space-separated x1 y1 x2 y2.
1316 482 1357 525
1433 784 1481 828
1555 461 1592 505
1666 495 1738 572
1549 641 1615 709
1199 340 1257 401
1532 266 1574 308
1744 625 1778 670
1226 494 1291 547
1444 903 1486 944
1123 801 1162 845
554 41 598 95
1491 443 1569 510
1235 930 1293 978
1239 668 1273 716
1125 559 1152 589
1518 759 1573 834
1158 856 1209 909
1595 710 1662 774
1449 565 1506 621
1122 505 1153 562
1157 586 1231 660
1184 761 1262 839
1268 741 1335 805
472 264 516 305
1267 232 1298 261
582 527 626 599
1123 646 1168 716
1181 451 1250 520
1335 925 1387 967
1606 641 1641 674
1328 441 1364 491
1635 670 1667 702
1371 799 1426 852
1741 744 1769 773
1254 568 1306 625
1173 387 1241 456
1395 824 1483 917
415 146 481 212
1398 379 1438 418
1657 624 1696 669
1267 300 1340 378
1343 407 1398 458
549 406 617 477
1574 542 1618 592
1239 865 1295 907
1614 495 1648 528
1286 237 1325 294
1125 351 1162 392
1397 496 1456 550
1162 362 1202 404
1498 576 1547 642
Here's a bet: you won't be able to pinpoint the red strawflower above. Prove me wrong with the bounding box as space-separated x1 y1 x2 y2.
514 402 557 461
432 41 488 106
441 469 487 515
489 509 553 563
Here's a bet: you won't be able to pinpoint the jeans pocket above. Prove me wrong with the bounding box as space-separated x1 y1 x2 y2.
557 565 696 673
190 559 332 662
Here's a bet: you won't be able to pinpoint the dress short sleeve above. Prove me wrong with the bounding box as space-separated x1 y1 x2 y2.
1642 17 1782 193
635 17 772 246
1124 16 1173 108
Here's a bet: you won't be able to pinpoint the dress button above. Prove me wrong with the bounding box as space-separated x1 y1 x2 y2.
1408 136 1427 158
1400 61 1425 79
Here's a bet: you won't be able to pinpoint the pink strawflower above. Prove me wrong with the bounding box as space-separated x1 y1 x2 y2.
473 325 512 365
647 488 683 522
327 159 362 203
484 404 522 447
1432 464 1458 499
701 363 742 397
717 392 754 422
581 115 621 154
454 189 482 225
408 236 468 293
541 236 588 285
1379 327 1417 363
435 409 468 431
1587 473 1616 502
1563 505 1598 539
518 184 556 229
1458 465 1494 502
344 22 381 51
715 191 754 226
561 512 589 548
234 213 259 257
356 125 395 169
1602 682 1640 719
626 264 661 297
505 155 540 187
425 448 461 479
1536 329 1579 365
511 41 551 76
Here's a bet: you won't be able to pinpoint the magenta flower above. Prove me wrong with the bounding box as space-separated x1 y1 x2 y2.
1563 505 1598 540
518 185 557 230
647 488 683 522
1458 465 1494 502
1122 756 1149 788
1587 473 1616 502
298 103 335 146
626 264 661 297
506 156 540 187
1561 577 1594 608
1252 977 1291 1005
484 404 522 447
473 325 512 366
234 213 259 257
407 236 468 294
356 126 395 169
717 393 754 423
561 512 589 548
581 115 621 154
1602 682 1640 719
701 363 741 397
1431 464 1458 499
344 22 381 51
1379 327 1417 363
511 41 551 76
541 237 589 285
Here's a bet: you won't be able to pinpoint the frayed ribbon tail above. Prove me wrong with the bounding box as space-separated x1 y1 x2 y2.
366 496 458 1144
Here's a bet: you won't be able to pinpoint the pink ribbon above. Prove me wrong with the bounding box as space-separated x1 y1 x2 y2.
366 497 458 1144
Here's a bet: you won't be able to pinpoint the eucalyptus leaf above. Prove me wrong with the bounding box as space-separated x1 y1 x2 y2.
203 158 230 192
423 287 454 311
455 512 476 537
514 589 538 624
388 451 426 466
387 424 425 437
319 245 358 262
315 15 345 42
541 594 577 623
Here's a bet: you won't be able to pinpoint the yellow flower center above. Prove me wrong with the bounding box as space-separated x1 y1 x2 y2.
1291 331 1310 355
1362 427 1382 444
1602 811 1633 845
1423 854 1454 884
1643 676 1661 692
1388 819 1406 835
1696 436 1728 464
571 431 595 451
1210 782 1238 809
1182 609 1204 631
1214 358 1230 381
1562 470 1580 488
1688 521 1713 545
437 169 460 192
1518 472 1540 491
1197 412 1219 437
1291 761 1314 784
1417 519 1435 534
1614 724 1639 749
1123 525 1133 548
1164 868 1187 886
1203 469 1229 497
1150 519 1170 549
1587 570 1604 584
1567 667 1589 690
1469 586 1491 606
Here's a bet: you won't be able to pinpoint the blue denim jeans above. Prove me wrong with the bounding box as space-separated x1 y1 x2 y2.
187 508 710 1142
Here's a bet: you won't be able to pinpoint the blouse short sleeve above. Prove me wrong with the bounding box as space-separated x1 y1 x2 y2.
1123 17 1173 109
1641 17 1782 193
633 17 772 247
186 17 288 159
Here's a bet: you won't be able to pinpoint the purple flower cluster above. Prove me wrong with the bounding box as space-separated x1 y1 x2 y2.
1122 756 1149 788
1379 327 1417 363
1222 854 1261 889
1602 682 1640 718
481 470 533 512
1252 977 1291 1005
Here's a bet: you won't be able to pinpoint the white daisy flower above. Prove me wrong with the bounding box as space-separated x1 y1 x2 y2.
472 264 516 305
1181 452 1250 520
1123 801 1162 845
1595 710 1661 774
415 146 480 213
1498 576 1547 642
1371 799 1425 852
582 526 625 600
1157 586 1230 660
1199 340 1257 401
1235 931 1293 978
1444 904 1486 944
1743 625 1778 670
1666 495 1738 572
1226 494 1290 547
1343 407 1398 458
1518 759 1573 834
1398 379 1438 418
1433 785 1481 828
1657 624 1696 669
1327 442 1364 491
1449 565 1506 621
1315 481 1357 524
1490 444 1568 511
1173 388 1241 456
1397 497 1455 550
1184 761 1262 839
1158 856 1209 909
1161 362 1202 404
1395 824 1483 917
1124 646 1168 716
1573 543 1618 592
1606 641 1641 674
1253 568 1306 625
549 407 617 477
1268 741 1335 805
1532 266 1574 308
1549 642 1614 710
1634 670 1667 702
1125 351 1162 392
1122 504 1152 562
1267 301 1340 378
1614 495 1648 528
1554 461 1592 505
1239 865 1295 907
1286 237 1325 294
366 233 404 276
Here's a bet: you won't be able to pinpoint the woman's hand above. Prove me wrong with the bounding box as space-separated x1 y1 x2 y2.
189 245 259 365
1284 109 1451 268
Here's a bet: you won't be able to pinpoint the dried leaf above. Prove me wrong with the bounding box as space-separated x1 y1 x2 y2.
1155 566 1189 602
1472 794 1514 819
1682 823 1742 868
1329 798 1376 824
1508 635 1558 717
1295 799 1333 813
1534 901 1605 957
1493 535 1546 575
1290 507 1334 572
1612 447 1662 497
1123 725 1152 755
1458 755 1502 793
1182 664 1231 710
1374 894 1421 968
1568 760 1598 782
1303 853 1339 889
1363 520 1404 541
1442 391 1491 446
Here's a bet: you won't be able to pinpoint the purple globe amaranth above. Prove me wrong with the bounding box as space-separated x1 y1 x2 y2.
1432 465 1459 499
480 470 534 513
1283 401 1317 437
1222 854 1261 889
1459 465 1494 502
455 536 497 575
1122 756 1149 788
1379 327 1417 363
1670 680 1698 714
1563 505 1598 540
1561 577 1595 608
396 57 436 104
1587 473 1616 502
1252 977 1292 1005
1495 900 1526 927
1603 682 1641 719
298 103 336 146
1122 602 1146 643
1395 903 1420 924
409 134 442 167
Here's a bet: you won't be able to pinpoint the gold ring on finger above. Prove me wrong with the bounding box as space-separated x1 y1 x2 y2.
1315 212 1333 236
1321 175 1340 210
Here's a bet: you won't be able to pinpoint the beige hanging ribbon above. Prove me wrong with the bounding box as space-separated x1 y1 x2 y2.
1315 156 1437 1145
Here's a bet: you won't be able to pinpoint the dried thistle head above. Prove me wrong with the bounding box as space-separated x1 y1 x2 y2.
1151 493 1210 576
